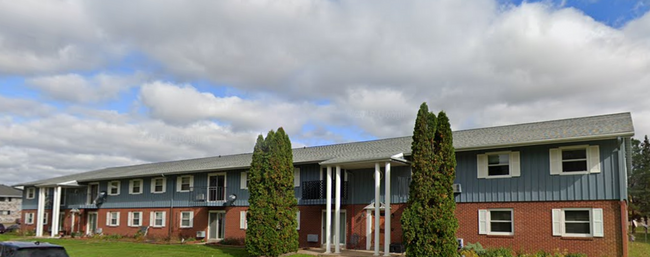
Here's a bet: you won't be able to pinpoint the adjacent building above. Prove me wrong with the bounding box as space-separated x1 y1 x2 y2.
16 113 633 257
0 184 22 224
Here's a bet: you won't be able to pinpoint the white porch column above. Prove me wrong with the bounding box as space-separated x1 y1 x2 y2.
334 166 342 254
374 163 380 256
384 162 391 256
325 166 332 253
71 213 76 234
51 186 62 237
36 187 46 237
366 210 372 250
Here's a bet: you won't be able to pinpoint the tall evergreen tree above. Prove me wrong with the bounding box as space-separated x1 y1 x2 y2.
401 103 458 256
246 128 299 257
629 136 650 220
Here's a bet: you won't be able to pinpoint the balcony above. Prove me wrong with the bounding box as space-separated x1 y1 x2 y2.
301 180 347 204
190 186 227 205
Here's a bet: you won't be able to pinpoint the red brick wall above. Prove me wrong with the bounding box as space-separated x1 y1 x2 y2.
456 201 625 257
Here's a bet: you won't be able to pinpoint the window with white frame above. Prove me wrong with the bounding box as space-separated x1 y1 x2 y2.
43 212 49 225
150 211 166 228
106 211 120 226
240 172 248 190
25 213 34 224
240 211 247 229
26 188 35 199
550 145 600 175
129 179 143 194
552 208 603 237
151 178 166 193
478 209 514 235
108 181 121 196
180 211 194 228
477 151 520 178
177 175 193 192
128 212 142 227
294 168 301 187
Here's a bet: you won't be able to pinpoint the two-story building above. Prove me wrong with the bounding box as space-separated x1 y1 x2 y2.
0 184 22 224
16 113 633 257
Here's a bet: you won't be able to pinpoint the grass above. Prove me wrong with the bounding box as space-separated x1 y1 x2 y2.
630 232 650 257
0 234 313 257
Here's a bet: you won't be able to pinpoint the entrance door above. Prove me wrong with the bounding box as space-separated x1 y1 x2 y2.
321 210 347 246
87 212 98 235
208 211 225 240
208 173 226 201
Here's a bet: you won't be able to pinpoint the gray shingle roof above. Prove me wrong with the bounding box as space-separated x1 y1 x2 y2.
0 184 22 197
18 112 633 187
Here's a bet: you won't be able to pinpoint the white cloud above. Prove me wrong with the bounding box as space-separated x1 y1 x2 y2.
26 73 145 103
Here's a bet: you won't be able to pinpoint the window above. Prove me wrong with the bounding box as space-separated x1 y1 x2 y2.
26 213 34 224
240 211 247 229
151 178 166 193
129 179 143 194
87 183 99 204
294 168 301 187
296 211 301 230
180 211 194 228
240 172 248 190
106 212 120 227
60 189 66 205
478 209 514 235
43 212 49 225
150 211 166 228
128 212 143 227
550 145 600 175
477 151 520 178
26 188 35 199
108 181 121 196
177 176 193 192
552 208 603 237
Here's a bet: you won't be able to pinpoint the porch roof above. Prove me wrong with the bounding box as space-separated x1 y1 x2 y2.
17 112 634 187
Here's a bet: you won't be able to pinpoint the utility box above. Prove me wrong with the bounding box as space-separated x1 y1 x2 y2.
389 243 405 253
196 231 206 239
307 234 318 243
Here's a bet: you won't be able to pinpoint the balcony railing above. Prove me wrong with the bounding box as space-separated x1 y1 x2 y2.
301 180 348 200
190 186 227 202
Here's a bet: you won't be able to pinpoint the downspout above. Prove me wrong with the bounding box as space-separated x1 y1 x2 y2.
617 137 629 257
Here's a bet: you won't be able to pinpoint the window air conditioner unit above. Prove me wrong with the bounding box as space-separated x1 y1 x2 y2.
195 193 206 202
452 184 462 193
196 231 206 238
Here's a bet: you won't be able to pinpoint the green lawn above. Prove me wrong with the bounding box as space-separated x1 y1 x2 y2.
630 232 650 257
0 234 313 257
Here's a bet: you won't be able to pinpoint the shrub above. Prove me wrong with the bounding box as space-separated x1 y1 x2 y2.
462 242 486 255
483 247 513 257
220 237 245 245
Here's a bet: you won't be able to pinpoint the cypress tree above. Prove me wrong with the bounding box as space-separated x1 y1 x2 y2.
246 128 298 257
401 103 458 256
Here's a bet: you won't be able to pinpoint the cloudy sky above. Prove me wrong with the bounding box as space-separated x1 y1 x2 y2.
1 0 650 185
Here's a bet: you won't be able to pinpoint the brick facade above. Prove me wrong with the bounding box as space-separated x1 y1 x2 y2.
0 196 21 224
21 200 626 257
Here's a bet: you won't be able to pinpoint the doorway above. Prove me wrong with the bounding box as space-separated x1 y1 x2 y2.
321 210 347 246
208 211 225 240
208 173 226 201
86 212 98 235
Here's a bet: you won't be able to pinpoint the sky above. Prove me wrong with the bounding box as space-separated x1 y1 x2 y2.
1 0 650 185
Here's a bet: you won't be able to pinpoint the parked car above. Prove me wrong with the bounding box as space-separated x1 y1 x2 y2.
0 223 5 234
5 224 20 233
0 241 69 257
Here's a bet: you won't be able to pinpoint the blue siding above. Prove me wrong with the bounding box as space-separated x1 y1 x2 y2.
454 139 621 203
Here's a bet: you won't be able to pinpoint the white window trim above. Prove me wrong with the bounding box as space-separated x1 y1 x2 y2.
26 188 36 199
552 208 603 238
129 179 143 195
128 211 143 227
108 181 121 196
478 208 514 236
106 211 120 227
550 145 600 175
240 211 247 230
151 177 167 194
477 151 521 179
150 211 166 228
294 167 301 187
87 183 99 205
241 172 248 190
177 175 194 192
26 213 34 224
180 211 194 228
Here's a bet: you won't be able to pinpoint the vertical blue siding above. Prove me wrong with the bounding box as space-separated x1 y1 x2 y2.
454 139 621 203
